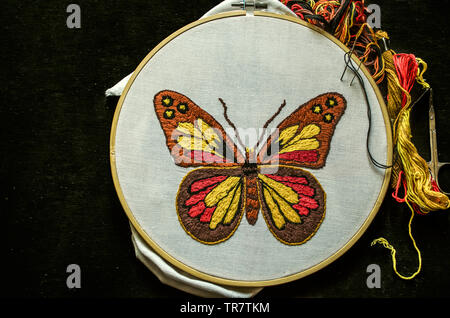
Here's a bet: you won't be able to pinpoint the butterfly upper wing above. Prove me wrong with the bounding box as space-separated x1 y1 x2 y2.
176 167 245 244
258 93 346 169
154 90 245 167
257 166 326 245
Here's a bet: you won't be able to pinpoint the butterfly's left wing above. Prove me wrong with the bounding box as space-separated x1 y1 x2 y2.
258 93 346 169
257 166 325 245
154 90 245 167
176 167 245 244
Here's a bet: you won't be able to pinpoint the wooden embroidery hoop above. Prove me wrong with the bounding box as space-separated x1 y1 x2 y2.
110 10 393 287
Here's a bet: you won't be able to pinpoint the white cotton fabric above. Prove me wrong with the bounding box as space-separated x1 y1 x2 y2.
108 0 388 297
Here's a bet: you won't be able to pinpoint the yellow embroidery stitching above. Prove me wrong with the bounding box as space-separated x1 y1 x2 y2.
266 186 301 225
210 181 240 229
205 176 241 207
258 174 299 204
279 138 320 154
278 125 299 145
296 124 320 140
197 119 219 145
175 119 223 157
283 124 320 148
263 186 285 229
223 184 242 225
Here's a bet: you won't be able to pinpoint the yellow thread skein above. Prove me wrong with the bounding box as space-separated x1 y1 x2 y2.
383 51 449 212
372 50 450 280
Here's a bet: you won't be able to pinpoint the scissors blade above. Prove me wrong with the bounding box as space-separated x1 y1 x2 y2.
429 92 436 132
428 89 439 179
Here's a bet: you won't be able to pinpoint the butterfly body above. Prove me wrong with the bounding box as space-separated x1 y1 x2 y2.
154 90 346 245
244 175 260 225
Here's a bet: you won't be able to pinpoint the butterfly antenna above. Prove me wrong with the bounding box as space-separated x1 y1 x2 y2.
218 98 246 151
256 100 287 147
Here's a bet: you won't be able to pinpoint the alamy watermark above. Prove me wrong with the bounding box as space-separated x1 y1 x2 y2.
66 264 81 289
66 4 81 29
366 264 381 289
170 125 283 173
367 4 381 29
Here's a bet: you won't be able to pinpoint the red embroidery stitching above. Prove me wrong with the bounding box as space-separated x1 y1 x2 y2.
277 150 319 163
190 176 227 193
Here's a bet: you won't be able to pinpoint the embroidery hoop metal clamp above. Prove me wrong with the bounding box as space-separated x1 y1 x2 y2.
232 1 268 14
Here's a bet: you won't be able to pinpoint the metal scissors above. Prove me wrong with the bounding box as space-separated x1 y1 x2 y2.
427 88 450 195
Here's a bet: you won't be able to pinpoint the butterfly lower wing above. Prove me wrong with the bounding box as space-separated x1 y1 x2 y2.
258 93 346 169
176 167 245 244
154 90 245 167
257 166 326 245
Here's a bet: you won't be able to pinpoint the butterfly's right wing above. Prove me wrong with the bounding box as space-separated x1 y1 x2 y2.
257 165 326 245
176 167 246 244
258 93 346 169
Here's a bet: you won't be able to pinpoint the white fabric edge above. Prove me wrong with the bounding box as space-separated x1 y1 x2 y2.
105 73 132 97
130 224 263 298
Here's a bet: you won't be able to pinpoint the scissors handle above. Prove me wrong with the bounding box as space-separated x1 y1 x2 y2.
430 162 450 195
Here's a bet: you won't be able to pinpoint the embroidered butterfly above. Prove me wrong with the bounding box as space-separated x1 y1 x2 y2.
153 90 346 245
